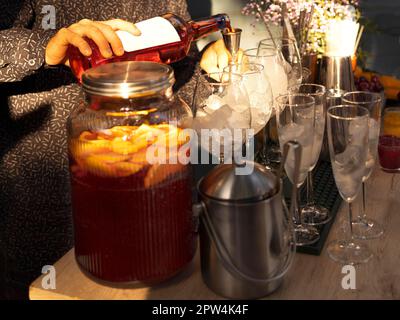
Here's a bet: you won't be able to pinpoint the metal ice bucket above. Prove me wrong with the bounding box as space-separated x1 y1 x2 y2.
194 142 301 299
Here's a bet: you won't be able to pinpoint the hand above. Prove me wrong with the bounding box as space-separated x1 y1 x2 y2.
200 39 244 74
45 19 141 66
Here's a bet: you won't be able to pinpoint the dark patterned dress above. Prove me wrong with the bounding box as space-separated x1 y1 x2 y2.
0 0 199 296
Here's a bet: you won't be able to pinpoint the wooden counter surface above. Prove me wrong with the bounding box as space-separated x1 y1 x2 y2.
29 169 400 300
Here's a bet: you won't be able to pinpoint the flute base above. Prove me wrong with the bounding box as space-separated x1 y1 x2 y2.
301 204 332 226
294 224 320 246
352 218 384 240
327 240 373 265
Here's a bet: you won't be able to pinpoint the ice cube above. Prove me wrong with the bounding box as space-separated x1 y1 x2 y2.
349 117 368 146
203 94 225 114
334 145 365 174
195 109 208 118
205 104 233 130
279 123 305 144
369 118 380 141
227 110 250 129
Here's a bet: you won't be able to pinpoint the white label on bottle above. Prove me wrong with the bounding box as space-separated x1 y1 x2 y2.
116 17 181 53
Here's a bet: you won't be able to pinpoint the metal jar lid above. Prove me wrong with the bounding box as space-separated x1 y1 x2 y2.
198 162 280 202
82 61 175 97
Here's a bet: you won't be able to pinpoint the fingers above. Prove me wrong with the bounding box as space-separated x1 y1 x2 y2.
92 21 124 56
70 21 113 58
200 39 232 75
200 46 218 74
102 19 141 36
45 27 91 65
45 18 141 66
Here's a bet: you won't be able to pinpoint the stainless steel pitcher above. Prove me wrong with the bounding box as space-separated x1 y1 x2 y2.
194 141 301 299
319 55 355 93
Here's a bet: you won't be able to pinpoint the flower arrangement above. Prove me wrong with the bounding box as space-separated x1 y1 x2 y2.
242 0 361 55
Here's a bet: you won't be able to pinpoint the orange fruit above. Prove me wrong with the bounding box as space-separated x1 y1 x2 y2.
144 163 186 188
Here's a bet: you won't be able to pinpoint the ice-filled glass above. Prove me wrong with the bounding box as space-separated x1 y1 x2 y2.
67 61 195 283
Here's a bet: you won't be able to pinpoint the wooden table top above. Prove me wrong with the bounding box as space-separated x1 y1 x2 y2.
29 169 400 300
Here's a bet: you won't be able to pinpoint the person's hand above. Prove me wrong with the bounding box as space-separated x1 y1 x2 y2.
45 19 141 66
200 39 244 74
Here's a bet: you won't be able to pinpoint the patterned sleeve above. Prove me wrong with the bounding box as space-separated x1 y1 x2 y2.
0 27 55 82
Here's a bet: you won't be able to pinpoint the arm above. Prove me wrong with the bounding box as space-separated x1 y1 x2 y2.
0 0 57 82
0 0 140 82
0 27 55 82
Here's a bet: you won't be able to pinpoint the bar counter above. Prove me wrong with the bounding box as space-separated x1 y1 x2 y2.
29 168 400 300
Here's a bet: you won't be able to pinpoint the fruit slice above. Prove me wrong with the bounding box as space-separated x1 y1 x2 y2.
113 162 144 177
144 163 186 188
70 139 111 159
111 138 141 155
84 154 143 177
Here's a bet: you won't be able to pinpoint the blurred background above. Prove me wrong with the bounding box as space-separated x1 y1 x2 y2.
187 0 400 77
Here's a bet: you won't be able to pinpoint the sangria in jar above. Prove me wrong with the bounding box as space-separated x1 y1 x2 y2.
68 61 195 284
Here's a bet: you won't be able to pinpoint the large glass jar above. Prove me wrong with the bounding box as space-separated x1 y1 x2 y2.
67 61 195 284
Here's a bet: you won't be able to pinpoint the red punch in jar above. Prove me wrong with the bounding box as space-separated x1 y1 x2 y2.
67 61 196 284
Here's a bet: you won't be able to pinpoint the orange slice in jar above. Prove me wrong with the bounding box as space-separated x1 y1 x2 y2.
109 126 136 139
113 162 144 177
70 138 111 160
84 154 143 177
144 163 186 188
79 131 98 141
111 138 140 155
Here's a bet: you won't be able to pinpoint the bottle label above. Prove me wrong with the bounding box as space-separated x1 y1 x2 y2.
116 17 181 53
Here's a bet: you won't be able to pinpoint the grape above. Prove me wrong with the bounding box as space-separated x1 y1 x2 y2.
359 81 370 91
359 76 368 83
375 82 384 92
369 82 377 92
371 75 379 83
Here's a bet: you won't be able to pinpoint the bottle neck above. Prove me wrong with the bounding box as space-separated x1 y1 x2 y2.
189 14 230 40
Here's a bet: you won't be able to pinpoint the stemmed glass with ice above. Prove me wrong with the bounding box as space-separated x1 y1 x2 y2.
326 105 373 265
192 72 251 163
275 93 320 246
342 91 384 240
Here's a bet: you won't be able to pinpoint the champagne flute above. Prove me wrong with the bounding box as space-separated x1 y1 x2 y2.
290 84 331 225
192 72 251 164
223 63 273 165
276 93 320 246
327 105 373 265
342 91 384 239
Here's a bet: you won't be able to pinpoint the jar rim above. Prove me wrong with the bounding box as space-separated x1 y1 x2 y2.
82 61 175 98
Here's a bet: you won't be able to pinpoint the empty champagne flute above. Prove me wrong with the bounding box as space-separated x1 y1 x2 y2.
342 92 384 239
327 105 373 265
192 72 251 163
290 84 331 225
276 93 320 246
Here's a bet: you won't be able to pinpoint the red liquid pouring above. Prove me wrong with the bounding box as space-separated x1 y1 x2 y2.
378 135 400 172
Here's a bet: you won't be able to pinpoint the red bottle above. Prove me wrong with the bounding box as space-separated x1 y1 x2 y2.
68 13 231 81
